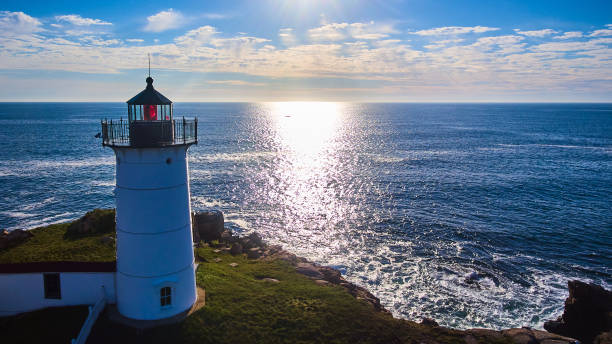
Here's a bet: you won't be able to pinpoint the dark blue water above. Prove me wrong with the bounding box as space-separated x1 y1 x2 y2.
1 102 610 329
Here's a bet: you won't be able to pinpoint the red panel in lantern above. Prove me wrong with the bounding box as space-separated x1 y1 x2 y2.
144 105 157 120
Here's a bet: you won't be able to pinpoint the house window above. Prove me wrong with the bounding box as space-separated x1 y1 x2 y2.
160 287 172 307
44 273 61 299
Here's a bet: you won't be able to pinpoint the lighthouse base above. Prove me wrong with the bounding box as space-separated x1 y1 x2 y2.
107 287 205 329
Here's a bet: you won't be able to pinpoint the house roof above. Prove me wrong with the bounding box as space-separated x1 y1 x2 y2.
0 261 116 274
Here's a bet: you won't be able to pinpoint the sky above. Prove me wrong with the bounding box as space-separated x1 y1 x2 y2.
0 0 611 102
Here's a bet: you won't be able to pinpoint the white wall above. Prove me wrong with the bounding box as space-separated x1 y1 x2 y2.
113 146 197 320
0 272 115 316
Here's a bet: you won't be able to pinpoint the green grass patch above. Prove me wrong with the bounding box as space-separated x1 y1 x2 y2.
87 246 513 344
0 211 116 264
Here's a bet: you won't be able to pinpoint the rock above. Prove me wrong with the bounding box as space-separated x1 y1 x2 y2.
192 210 224 242
66 209 115 236
296 263 324 279
421 318 439 327
213 249 221 253
595 331 612 344
230 243 243 255
220 229 233 242
0 229 34 250
319 266 344 284
247 247 261 259
314 279 330 286
213 258 222 263
261 278 279 283
99 236 115 246
229 263 238 267
502 328 538 344
246 232 264 248
544 280 612 344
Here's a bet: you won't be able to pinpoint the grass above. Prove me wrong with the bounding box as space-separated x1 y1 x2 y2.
0 210 116 264
1 215 514 343
85 246 513 344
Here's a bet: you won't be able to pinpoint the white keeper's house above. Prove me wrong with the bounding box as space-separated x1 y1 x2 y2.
0 76 199 321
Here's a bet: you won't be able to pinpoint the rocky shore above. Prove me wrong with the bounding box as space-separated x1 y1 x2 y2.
193 210 611 344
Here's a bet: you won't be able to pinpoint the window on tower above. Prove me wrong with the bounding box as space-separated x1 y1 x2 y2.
160 286 172 307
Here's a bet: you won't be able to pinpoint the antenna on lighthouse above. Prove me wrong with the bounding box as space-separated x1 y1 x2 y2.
148 53 151 77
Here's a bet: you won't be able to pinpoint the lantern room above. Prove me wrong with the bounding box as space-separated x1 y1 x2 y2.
127 76 173 122
101 76 197 148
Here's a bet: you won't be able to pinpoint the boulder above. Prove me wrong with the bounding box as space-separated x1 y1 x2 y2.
421 318 439 327
595 331 612 344
296 263 323 279
0 229 34 250
192 211 224 242
247 247 261 259
230 243 243 256
220 229 233 242
66 209 115 236
544 280 612 344
99 236 115 246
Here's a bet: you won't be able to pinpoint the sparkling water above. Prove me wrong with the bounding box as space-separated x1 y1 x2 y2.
0 102 610 330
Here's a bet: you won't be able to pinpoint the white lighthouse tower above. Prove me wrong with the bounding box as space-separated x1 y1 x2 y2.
101 76 198 320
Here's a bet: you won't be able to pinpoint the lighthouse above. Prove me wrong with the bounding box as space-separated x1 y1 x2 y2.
101 76 198 320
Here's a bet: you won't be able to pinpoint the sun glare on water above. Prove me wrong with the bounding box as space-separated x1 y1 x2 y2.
262 102 351 251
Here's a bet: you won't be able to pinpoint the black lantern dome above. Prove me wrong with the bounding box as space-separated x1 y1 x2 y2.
127 77 172 105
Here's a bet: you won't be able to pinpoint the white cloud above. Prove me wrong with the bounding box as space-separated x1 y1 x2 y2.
308 23 348 41
202 13 227 20
553 31 583 40
0 17 610 100
514 29 557 37
347 21 398 40
144 9 183 32
0 11 42 35
279 28 297 46
55 14 111 26
589 28 612 37
175 25 218 46
208 80 265 86
126 38 144 43
308 21 398 42
412 26 499 36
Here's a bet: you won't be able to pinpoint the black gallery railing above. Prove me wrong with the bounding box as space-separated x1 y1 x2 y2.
101 118 198 147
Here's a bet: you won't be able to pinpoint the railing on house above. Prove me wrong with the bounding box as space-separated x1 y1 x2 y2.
71 287 107 344
101 117 198 147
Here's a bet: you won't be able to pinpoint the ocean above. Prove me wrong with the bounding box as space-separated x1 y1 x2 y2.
0 102 610 330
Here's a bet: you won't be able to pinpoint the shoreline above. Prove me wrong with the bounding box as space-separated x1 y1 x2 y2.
193 211 582 344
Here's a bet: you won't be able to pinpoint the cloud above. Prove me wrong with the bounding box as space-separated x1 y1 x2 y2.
55 14 111 26
308 23 348 41
0 14 611 100
175 25 219 46
412 26 499 36
589 28 612 37
207 80 265 86
347 22 398 40
553 31 583 40
532 37 612 52
202 13 227 20
144 9 183 32
0 11 42 35
279 28 297 46
307 21 398 42
514 29 557 37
